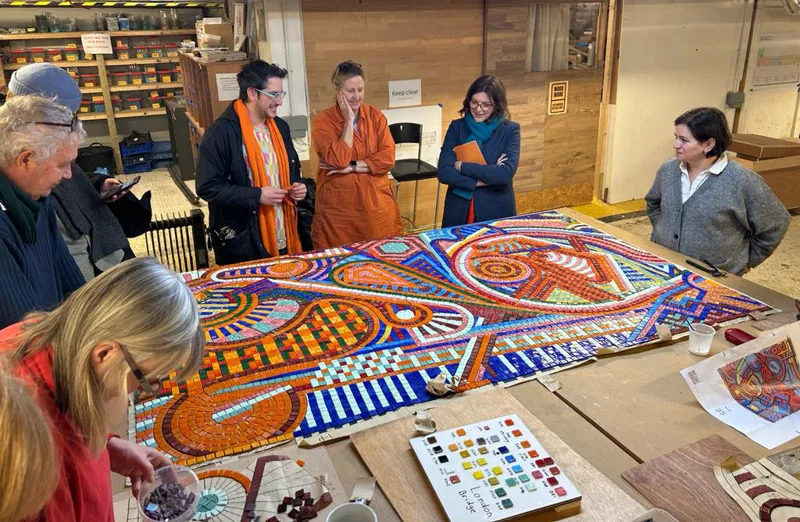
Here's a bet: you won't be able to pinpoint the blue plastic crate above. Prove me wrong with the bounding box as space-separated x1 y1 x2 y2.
151 141 172 156
120 141 152 157
123 162 152 174
123 153 151 165
151 159 174 170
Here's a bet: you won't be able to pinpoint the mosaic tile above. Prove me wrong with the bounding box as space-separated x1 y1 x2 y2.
131 211 773 466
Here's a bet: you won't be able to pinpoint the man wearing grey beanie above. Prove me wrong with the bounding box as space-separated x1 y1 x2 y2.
8 63 131 280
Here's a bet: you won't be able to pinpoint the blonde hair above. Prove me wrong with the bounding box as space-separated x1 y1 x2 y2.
331 60 364 90
0 369 58 522
13 257 205 455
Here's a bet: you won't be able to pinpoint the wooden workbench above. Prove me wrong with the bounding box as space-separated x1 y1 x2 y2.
114 207 797 521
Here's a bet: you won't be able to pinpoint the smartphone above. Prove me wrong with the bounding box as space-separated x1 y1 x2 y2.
103 175 141 201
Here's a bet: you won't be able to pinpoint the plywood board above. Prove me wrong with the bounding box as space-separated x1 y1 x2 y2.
622 435 754 522
351 387 645 522
730 134 800 160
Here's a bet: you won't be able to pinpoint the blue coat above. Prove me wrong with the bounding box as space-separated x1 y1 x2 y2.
437 118 520 228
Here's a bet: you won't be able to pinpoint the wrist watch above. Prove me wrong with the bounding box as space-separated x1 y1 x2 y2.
349 160 358 168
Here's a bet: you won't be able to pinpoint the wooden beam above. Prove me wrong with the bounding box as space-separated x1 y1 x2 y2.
97 54 124 177
732 0 758 133
594 0 620 200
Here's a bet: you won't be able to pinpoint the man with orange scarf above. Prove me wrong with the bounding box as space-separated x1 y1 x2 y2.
197 60 307 266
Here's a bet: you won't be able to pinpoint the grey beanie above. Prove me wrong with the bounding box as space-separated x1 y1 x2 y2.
8 63 82 113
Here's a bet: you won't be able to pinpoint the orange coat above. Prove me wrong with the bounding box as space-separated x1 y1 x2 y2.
311 103 403 250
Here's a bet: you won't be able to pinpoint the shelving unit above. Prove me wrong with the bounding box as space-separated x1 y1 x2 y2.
0 29 194 41
0 29 192 175
110 82 182 92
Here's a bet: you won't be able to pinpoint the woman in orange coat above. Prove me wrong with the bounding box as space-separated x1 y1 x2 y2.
311 61 403 250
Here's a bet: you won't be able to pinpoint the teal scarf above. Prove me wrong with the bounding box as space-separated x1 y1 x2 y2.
454 114 506 200
465 112 505 147
0 171 41 243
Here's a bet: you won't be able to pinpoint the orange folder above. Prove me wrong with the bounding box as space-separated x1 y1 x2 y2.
453 140 487 165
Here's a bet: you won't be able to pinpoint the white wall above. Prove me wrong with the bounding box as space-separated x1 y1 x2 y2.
738 4 800 137
603 0 751 203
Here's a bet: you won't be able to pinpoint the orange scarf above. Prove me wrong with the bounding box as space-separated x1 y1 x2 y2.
234 99 302 257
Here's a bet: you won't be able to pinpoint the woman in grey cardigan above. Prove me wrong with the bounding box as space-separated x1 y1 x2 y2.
645 107 789 276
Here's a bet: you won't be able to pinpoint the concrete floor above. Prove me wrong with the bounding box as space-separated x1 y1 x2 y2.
612 215 800 300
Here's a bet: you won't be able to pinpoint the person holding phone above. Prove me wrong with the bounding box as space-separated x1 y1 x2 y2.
437 75 520 228
8 63 132 281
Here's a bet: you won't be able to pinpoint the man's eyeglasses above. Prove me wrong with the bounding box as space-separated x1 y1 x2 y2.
255 88 287 100
470 99 494 111
119 344 162 398
33 112 79 131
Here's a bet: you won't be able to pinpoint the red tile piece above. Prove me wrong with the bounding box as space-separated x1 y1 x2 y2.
555 487 567 497
547 476 558 486
543 457 554 466
532 470 543 479
549 466 560 475
535 458 546 467
450 475 461 484
512 429 522 437
504 419 514 426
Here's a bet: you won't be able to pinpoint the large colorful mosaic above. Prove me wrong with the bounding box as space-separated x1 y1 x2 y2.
133 211 773 466
718 338 800 423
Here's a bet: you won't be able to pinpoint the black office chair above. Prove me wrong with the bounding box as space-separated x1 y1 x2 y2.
389 122 441 230
145 209 210 272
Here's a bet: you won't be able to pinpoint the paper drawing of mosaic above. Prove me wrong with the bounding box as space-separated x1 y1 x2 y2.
718 338 800 423
133 211 772 466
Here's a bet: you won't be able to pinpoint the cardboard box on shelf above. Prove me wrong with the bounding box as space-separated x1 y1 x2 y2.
196 20 234 50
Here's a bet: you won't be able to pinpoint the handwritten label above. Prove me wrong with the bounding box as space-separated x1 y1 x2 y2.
80 33 112 55
389 79 422 108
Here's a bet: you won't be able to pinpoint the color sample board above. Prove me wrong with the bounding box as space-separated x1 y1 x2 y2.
133 211 773 467
410 414 581 521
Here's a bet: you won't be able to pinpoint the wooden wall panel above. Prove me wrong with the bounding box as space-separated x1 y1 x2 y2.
486 0 601 213
301 0 484 230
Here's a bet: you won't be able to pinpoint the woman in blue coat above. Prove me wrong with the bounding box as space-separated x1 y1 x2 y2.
438 75 520 228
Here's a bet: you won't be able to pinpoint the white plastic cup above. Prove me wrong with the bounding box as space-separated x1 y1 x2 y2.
688 323 716 356
326 502 378 522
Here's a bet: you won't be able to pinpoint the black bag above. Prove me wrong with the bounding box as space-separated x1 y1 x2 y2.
76 142 116 177
108 190 153 238
296 177 316 252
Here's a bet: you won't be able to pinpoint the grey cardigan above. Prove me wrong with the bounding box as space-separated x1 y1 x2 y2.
645 158 789 276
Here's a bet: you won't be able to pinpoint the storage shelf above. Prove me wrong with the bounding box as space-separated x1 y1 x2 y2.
78 113 107 121
0 30 195 41
110 82 183 92
115 108 167 118
4 60 97 70
105 57 179 66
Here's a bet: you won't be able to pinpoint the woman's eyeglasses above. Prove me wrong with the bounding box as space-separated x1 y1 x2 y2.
119 344 162 398
470 100 494 111
32 112 79 131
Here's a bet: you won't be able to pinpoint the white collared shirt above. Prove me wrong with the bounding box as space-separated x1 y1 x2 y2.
680 154 728 203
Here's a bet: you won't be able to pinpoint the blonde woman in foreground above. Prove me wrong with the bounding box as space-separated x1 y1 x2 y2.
0 257 205 522
0 368 58 522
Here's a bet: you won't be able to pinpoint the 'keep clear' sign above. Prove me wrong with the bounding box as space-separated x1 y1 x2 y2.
389 79 422 108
